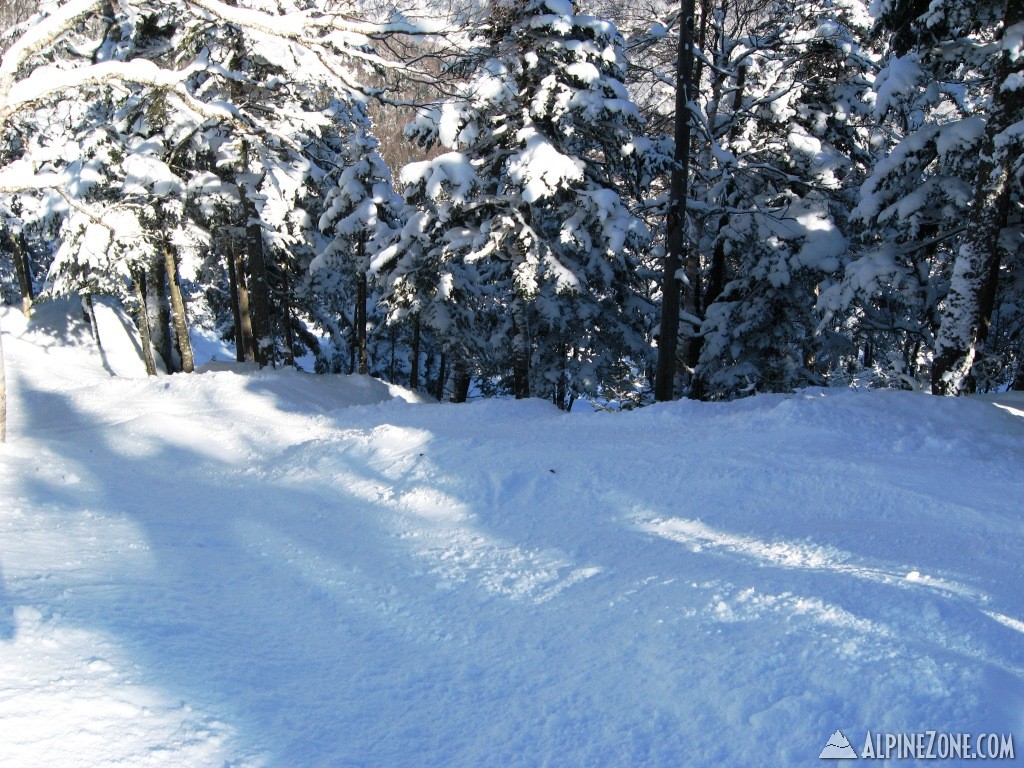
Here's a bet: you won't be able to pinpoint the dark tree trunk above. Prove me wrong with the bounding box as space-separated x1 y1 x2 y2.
511 300 530 399
163 238 194 374
389 327 397 381
82 293 101 344
932 0 1023 395
226 239 245 363
228 38 271 367
410 314 421 389
234 247 255 362
280 264 296 367
243 194 272 367
146 252 173 371
974 217 1008 353
654 0 697 401
435 351 447 401
132 267 158 376
357 267 368 376
452 360 471 404
553 341 569 409
10 231 34 314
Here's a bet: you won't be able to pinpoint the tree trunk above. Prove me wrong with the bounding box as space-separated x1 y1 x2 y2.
511 300 530 399
163 238 194 374
654 0 697 401
132 267 158 376
435 351 447 400
932 0 1023 395
240 152 272 367
687 235 727 402
410 314 421 389
226 239 245 363
146 252 173 371
389 327 398 381
932 171 1013 396
243 199 272 367
0 310 6 443
357 267 368 375
452 359 471 403
234 246 256 362
280 264 296 368
10 231 34 315
554 348 568 410
974 215 1009 354
82 293 101 345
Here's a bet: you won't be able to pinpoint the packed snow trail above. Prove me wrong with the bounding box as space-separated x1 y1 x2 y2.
1 303 1023 767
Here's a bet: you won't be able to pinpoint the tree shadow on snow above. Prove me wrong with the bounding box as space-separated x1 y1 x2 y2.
0 562 14 640
10 379 622 766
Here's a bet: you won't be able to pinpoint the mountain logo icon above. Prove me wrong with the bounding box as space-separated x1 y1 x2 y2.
820 730 858 759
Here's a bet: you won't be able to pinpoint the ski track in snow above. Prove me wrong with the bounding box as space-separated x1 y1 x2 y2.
2 303 1024 766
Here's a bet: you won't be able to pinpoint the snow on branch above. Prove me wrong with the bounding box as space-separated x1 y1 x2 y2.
0 59 235 122
0 0 458 125
188 0 449 40
0 162 64 194
0 0 103 102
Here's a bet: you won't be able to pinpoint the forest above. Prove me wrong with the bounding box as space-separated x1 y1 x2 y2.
0 0 1021 408
2 1 1024 762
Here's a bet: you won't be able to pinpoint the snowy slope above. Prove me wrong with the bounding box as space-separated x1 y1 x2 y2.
1 302 1023 767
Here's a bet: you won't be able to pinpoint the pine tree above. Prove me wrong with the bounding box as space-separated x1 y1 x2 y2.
870 0 1024 394
315 112 402 376
668 0 876 398
383 0 655 405
1 0 418 373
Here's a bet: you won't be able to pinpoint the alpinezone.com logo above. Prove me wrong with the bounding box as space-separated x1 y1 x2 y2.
820 730 1016 760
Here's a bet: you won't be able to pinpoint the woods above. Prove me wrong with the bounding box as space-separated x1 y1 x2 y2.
0 0 1021 404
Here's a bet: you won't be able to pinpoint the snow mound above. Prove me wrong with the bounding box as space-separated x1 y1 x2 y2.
13 297 150 378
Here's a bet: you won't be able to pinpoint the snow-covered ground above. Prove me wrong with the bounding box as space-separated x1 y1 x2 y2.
1 302 1023 767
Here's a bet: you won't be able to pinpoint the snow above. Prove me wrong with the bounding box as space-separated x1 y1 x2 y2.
2 302 1024 766
2 59 234 123
874 55 925 118
507 125 584 203
0 0 102 98
400 152 478 203
542 0 573 16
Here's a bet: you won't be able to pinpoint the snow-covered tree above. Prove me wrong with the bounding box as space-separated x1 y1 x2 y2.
818 56 982 388
864 0 1024 394
0 0 447 371
653 0 876 398
314 111 402 375
382 0 655 405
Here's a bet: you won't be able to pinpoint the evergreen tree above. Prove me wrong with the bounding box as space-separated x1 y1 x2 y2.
315 111 402 376
0 0 410 372
675 0 875 398
870 0 1024 394
383 0 655 405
